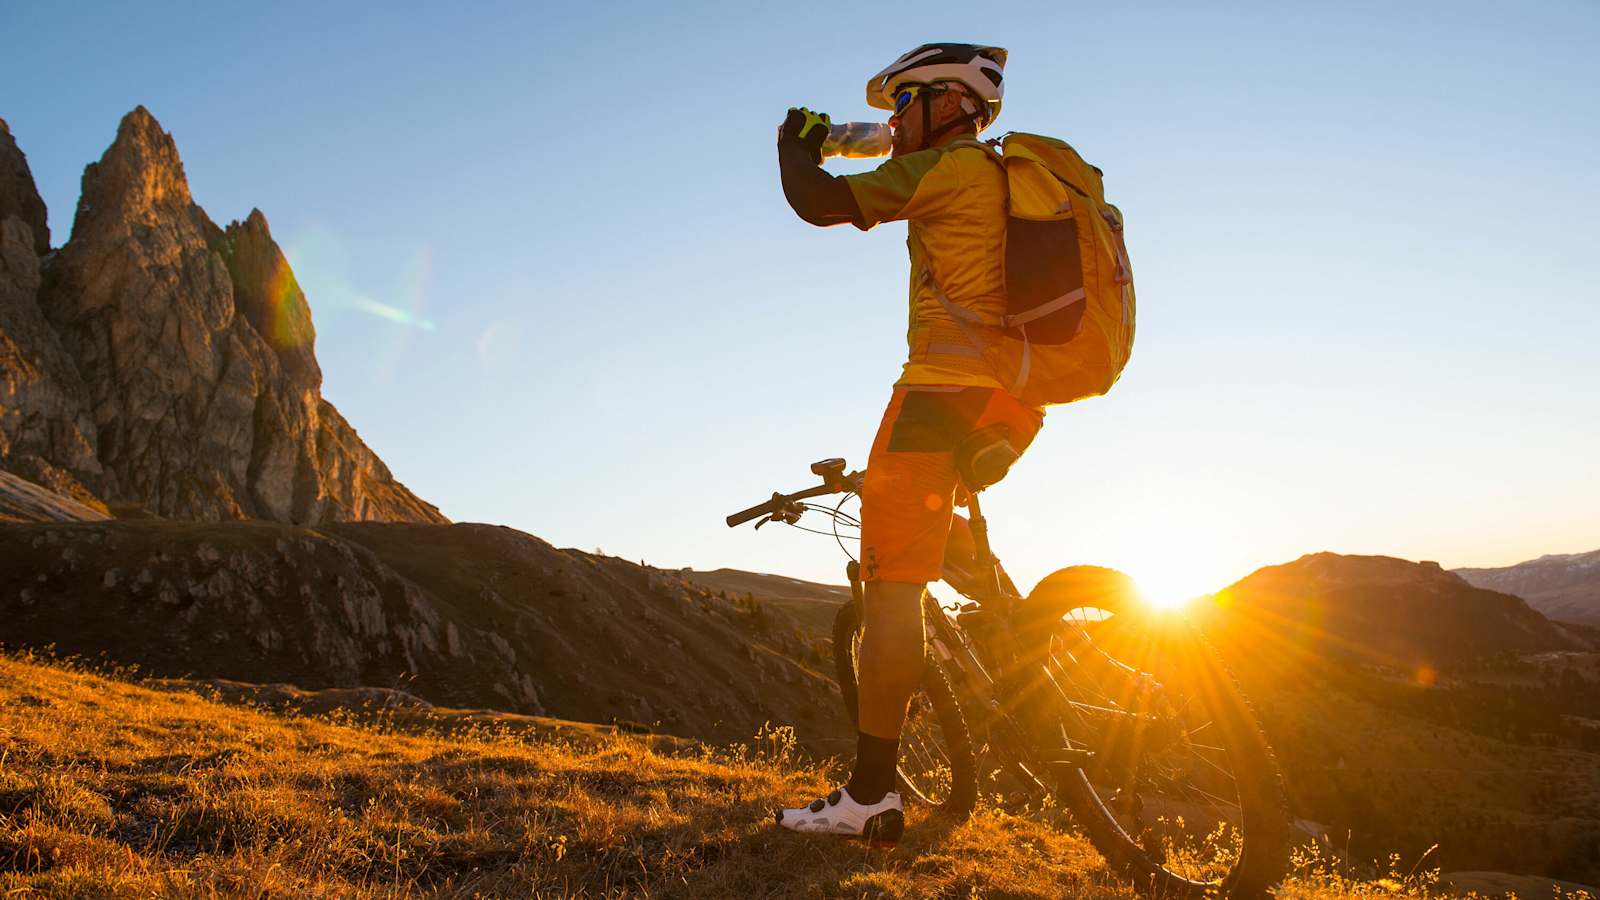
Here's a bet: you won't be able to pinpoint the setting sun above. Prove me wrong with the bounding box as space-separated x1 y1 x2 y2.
1134 574 1204 611
1095 510 1246 613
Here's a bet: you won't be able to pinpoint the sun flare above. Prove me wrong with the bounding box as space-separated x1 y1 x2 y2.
1133 571 1205 611
1109 513 1243 613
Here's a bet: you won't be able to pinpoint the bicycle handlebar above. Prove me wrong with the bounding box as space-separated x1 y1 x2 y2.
725 470 863 528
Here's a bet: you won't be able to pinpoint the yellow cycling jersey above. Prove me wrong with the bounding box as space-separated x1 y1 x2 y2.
844 139 1007 389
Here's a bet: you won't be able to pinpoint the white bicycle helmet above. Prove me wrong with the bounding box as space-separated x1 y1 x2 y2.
866 43 1007 129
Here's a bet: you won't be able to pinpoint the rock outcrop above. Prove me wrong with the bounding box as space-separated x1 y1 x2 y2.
0 118 49 255
14 106 443 524
0 470 110 523
0 118 104 509
216 209 321 389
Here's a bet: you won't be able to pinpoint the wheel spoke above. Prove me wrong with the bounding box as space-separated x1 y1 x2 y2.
1187 748 1239 786
1028 613 1282 891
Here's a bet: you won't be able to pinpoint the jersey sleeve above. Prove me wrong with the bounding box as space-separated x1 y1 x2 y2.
843 149 962 231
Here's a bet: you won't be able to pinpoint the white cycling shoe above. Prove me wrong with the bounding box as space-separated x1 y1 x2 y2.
774 786 905 847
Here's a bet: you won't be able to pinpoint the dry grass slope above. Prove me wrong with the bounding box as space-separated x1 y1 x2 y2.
0 652 1589 899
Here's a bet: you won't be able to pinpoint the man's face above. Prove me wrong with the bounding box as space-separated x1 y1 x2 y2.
887 88 925 158
888 85 971 158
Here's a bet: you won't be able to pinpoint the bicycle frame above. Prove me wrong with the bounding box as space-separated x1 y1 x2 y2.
730 462 1160 779
843 487 1155 783
740 461 1292 895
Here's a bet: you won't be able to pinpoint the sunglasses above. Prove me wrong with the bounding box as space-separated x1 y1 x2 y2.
893 84 932 117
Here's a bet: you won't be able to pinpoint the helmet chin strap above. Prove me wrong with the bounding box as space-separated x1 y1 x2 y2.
916 91 984 151
920 90 933 149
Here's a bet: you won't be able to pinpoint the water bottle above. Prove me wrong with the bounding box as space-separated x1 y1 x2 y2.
822 122 892 159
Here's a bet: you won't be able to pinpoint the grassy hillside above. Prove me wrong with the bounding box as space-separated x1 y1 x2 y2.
0 650 1542 899
0 650 1128 898
680 567 851 639
0 520 846 750
1246 666 1600 882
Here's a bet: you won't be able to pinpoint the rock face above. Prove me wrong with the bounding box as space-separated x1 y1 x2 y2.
10 106 443 524
217 209 321 389
0 119 104 509
0 118 49 255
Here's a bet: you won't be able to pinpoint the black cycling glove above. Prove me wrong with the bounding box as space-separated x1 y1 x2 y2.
778 107 831 165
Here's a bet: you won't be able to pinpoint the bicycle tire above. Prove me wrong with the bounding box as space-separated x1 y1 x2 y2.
832 598 979 819
1019 567 1291 899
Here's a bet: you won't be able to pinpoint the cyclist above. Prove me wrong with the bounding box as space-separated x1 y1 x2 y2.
772 43 1043 843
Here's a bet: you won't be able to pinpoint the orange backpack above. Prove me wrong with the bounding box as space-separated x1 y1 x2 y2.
935 133 1136 407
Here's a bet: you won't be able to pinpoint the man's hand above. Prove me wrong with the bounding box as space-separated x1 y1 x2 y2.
776 106 862 228
779 107 831 165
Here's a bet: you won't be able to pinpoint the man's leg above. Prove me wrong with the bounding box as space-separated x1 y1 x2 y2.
776 385 959 837
846 579 926 803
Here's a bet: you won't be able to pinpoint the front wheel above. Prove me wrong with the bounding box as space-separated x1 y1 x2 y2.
1019 567 1292 898
833 598 978 819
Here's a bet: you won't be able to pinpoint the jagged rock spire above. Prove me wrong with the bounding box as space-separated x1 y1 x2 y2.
217 208 322 390
70 106 194 237
0 116 51 255
22 106 444 524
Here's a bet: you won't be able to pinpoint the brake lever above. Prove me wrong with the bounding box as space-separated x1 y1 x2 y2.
755 500 804 530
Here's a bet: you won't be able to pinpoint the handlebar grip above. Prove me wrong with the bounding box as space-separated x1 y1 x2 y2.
727 479 854 528
727 498 778 528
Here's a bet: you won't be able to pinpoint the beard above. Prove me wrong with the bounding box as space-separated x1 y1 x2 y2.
890 125 915 158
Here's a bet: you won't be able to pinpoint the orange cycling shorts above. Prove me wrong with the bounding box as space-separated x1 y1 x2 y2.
860 385 1043 584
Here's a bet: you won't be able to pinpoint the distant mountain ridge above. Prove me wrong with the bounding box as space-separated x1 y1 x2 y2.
1455 549 1600 626
1209 552 1597 669
0 107 441 524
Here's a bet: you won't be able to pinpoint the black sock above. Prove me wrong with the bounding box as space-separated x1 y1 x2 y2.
845 732 899 804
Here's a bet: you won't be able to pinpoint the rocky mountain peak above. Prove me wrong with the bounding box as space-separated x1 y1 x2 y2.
0 116 50 255
3 106 444 525
0 119 103 509
216 207 321 390
70 106 194 241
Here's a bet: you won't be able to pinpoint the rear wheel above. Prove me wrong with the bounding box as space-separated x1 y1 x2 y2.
1018 567 1291 898
833 598 978 819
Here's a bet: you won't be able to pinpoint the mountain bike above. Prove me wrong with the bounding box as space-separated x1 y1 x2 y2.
728 457 1291 898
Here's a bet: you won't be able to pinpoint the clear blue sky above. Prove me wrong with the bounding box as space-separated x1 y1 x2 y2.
5 1 1597 597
